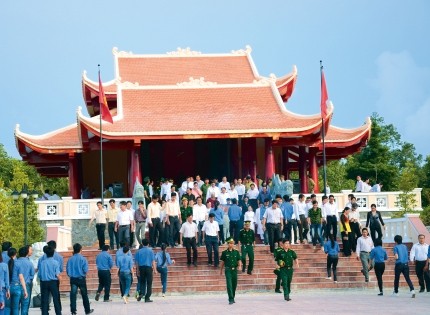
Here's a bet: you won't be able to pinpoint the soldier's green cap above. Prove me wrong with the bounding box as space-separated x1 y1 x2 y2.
244 220 251 224
225 237 234 243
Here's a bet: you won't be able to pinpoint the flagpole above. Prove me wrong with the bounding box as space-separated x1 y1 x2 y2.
98 64 104 207
320 60 328 196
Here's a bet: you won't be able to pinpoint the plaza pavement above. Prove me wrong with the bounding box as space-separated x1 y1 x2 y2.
28 288 430 315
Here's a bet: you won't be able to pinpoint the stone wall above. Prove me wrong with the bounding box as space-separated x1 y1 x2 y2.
71 219 98 246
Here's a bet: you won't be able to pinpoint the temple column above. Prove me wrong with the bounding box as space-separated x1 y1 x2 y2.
265 138 275 181
237 139 243 179
128 142 142 197
282 147 289 179
298 146 308 193
68 153 80 199
309 147 319 193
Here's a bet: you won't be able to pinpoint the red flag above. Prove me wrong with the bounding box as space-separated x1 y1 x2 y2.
320 69 329 118
98 71 113 123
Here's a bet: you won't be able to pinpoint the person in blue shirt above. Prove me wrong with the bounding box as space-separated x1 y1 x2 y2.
323 234 340 282
115 241 133 297
39 246 61 315
370 238 388 296
95 245 114 302
66 243 93 315
228 199 242 244
209 201 224 244
392 235 415 297
155 244 175 297
1 242 12 265
135 239 157 303
0 252 10 315
117 246 133 304
17 246 34 315
9 247 29 315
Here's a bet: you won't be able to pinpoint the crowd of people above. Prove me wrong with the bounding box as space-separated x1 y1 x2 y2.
1 174 427 312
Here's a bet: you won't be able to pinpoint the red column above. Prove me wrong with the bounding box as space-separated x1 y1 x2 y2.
128 143 142 197
265 138 275 181
298 146 308 193
68 153 80 199
309 147 319 193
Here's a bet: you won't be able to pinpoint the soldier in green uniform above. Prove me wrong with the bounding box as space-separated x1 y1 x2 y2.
180 198 193 222
273 239 284 293
238 220 255 275
274 238 299 301
220 237 242 304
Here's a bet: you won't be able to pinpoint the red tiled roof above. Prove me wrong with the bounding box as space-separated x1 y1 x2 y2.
325 118 371 145
15 124 82 153
79 84 322 138
117 55 256 86
275 66 297 102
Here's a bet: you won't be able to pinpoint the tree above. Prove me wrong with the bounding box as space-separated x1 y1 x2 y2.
393 161 418 218
320 160 355 193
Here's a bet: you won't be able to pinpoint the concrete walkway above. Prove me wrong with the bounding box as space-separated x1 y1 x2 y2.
29 288 430 315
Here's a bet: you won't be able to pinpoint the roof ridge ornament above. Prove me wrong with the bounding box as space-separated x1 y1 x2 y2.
112 47 134 56
176 77 218 87
231 45 252 55
166 47 202 56
252 78 272 86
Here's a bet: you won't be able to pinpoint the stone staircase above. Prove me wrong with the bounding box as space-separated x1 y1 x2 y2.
57 243 414 295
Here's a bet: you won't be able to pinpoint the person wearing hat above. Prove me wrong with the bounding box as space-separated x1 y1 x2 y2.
219 237 242 305
274 239 299 301
202 213 220 267
238 220 255 275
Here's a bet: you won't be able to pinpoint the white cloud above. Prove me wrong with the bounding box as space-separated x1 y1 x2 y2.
370 51 430 156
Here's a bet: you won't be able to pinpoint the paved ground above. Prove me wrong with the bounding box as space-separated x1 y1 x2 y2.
29 288 430 315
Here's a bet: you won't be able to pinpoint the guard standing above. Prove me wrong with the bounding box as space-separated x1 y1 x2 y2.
238 221 255 275
273 240 284 293
274 239 299 301
219 237 242 305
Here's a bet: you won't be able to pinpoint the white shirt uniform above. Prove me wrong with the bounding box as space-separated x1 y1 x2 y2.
356 236 374 257
201 220 220 237
193 204 208 223
180 221 198 238
263 208 283 224
218 182 231 191
116 210 134 225
235 184 245 197
410 242 429 261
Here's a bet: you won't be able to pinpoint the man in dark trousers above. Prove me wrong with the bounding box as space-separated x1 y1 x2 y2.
274 239 299 301
219 237 242 305
95 245 114 302
66 243 94 314
238 220 255 275
135 239 157 302
39 246 62 315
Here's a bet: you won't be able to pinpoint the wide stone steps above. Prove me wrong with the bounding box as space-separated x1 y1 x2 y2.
57 243 414 294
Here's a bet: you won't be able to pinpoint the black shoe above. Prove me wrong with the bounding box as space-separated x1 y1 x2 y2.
229 301 234 305
275 290 282 293
247 271 252 275
145 299 153 303
285 296 291 301
419 288 425 293
95 292 100 301
72 313 77 315
378 292 383 296
103 299 112 302
193 262 198 267
86 310 94 315
137 295 143 301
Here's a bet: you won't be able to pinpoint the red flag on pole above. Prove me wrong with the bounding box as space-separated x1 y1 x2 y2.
98 71 113 123
320 69 329 118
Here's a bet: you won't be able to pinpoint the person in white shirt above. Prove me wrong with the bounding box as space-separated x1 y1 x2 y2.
202 213 220 267
160 179 172 201
126 201 137 247
362 178 371 193
165 193 181 248
356 228 374 282
218 177 231 191
409 234 430 292
219 187 231 205
355 175 363 193
348 202 361 252
262 200 284 253
243 205 256 231
115 201 135 246
295 194 309 244
195 175 204 188
235 179 246 203
324 195 339 240
229 184 239 202
193 197 208 246
147 195 163 248
246 183 259 210
206 182 221 202
179 214 198 266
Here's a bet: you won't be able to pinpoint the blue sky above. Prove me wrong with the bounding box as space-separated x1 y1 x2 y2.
1 0 429 158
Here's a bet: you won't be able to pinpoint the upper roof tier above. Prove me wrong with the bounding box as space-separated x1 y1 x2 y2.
82 46 298 116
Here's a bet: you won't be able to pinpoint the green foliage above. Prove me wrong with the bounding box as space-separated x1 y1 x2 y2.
394 161 418 217
419 206 430 226
320 160 355 193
